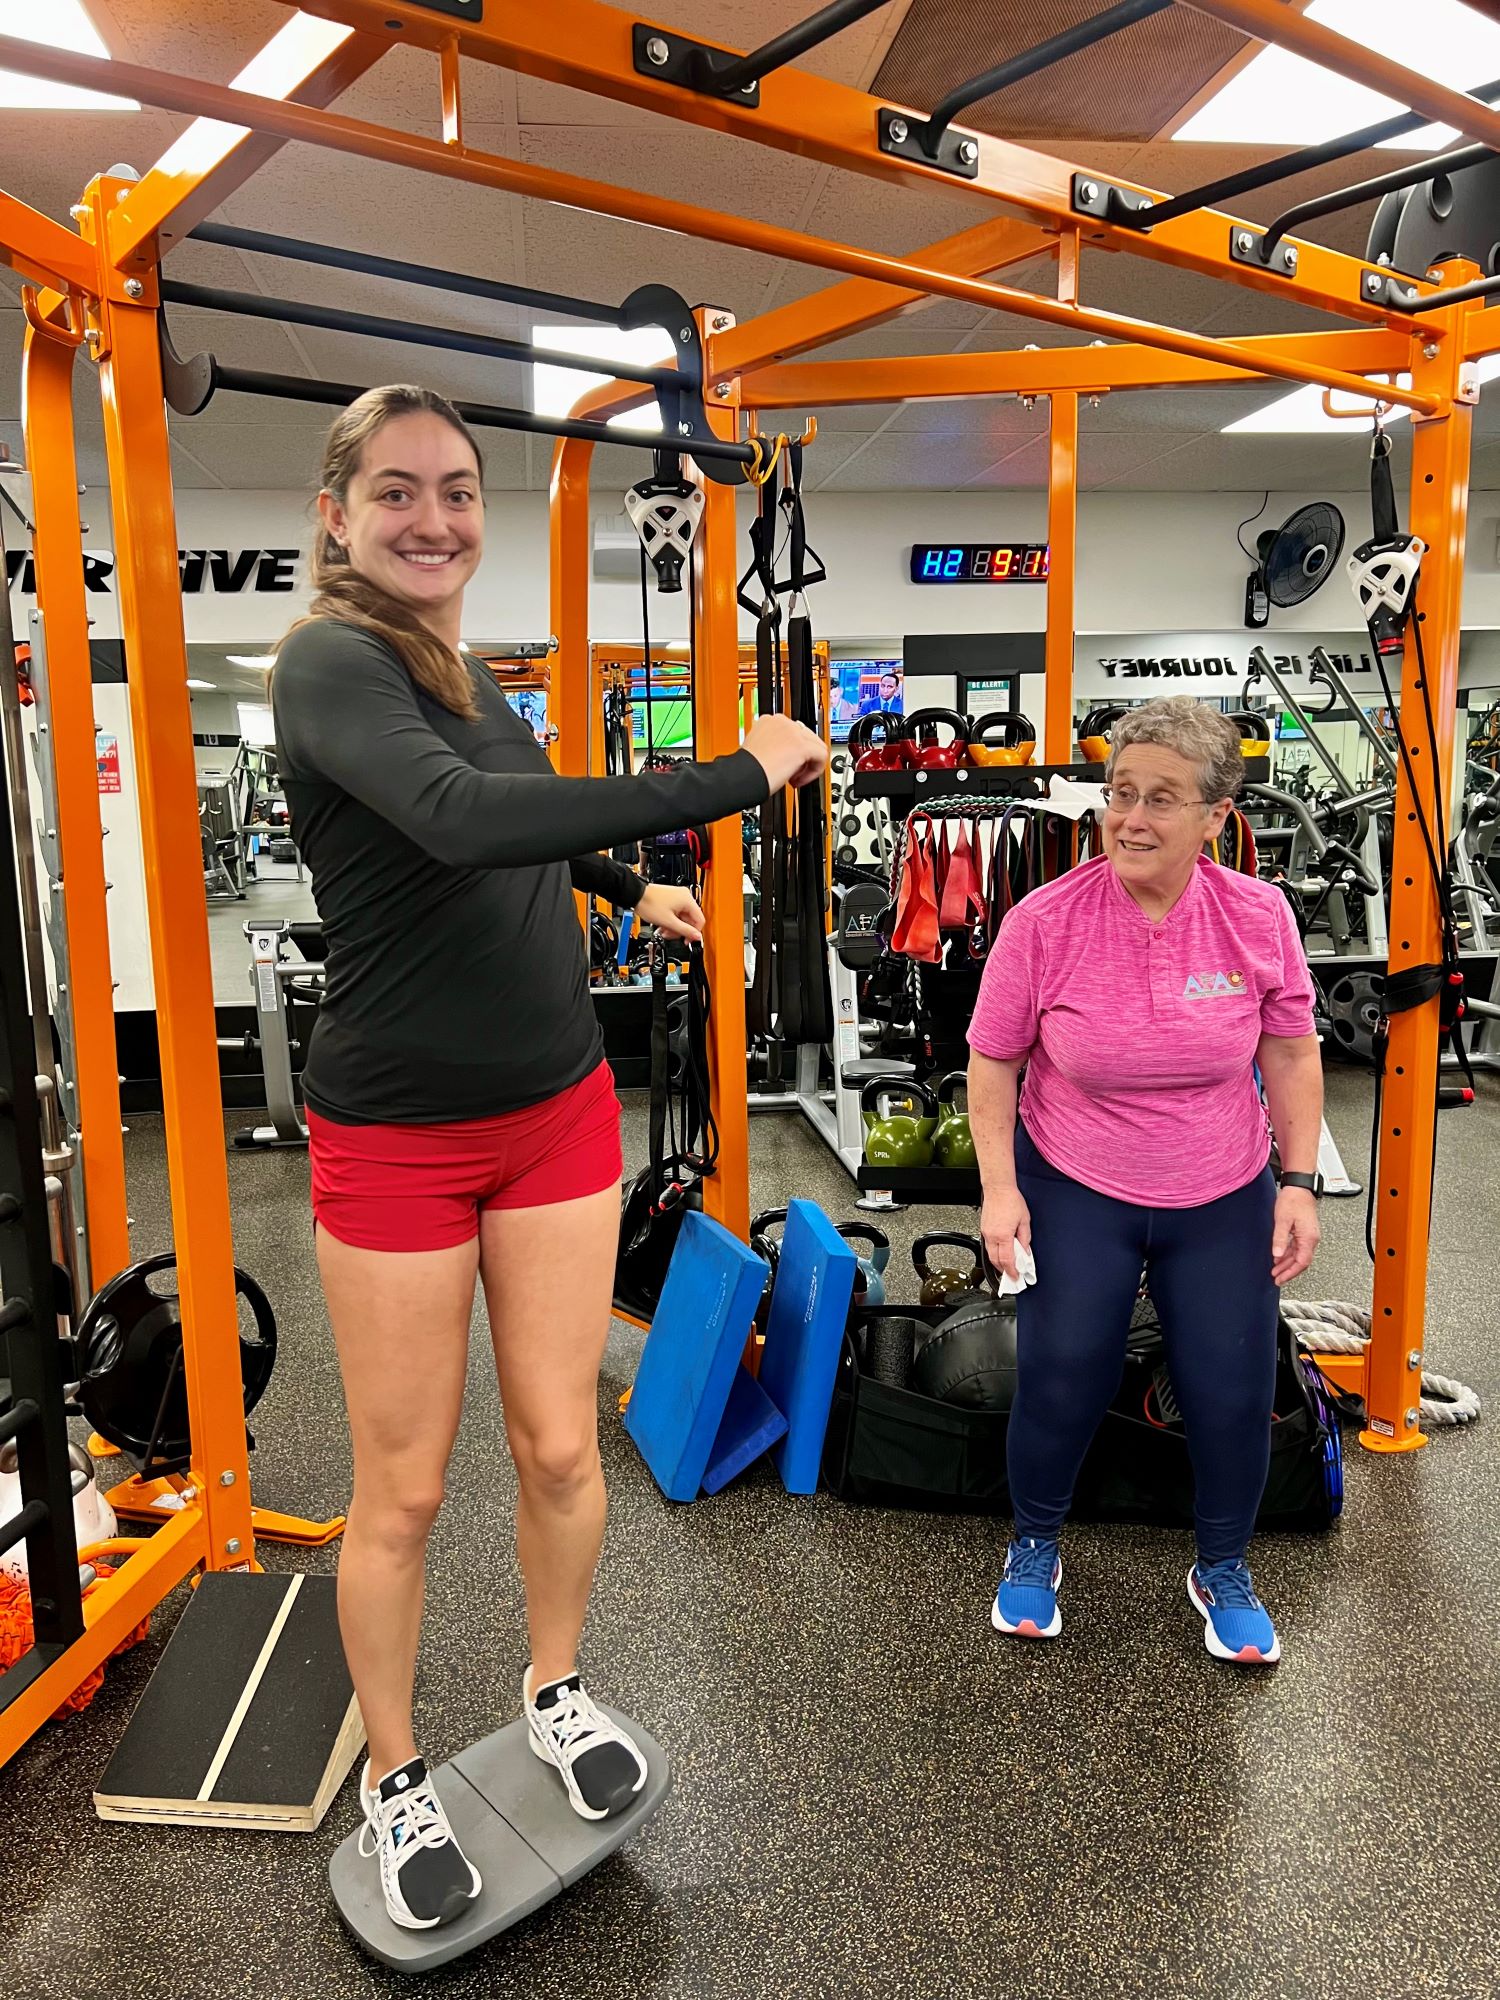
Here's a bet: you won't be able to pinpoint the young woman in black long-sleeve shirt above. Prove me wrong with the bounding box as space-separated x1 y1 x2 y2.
272 385 824 1932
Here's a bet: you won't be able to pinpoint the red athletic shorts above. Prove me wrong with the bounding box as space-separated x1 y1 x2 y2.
305 1060 623 1253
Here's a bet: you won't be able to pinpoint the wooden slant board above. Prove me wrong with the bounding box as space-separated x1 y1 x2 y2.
95 1571 363 1832
329 1711 671 1974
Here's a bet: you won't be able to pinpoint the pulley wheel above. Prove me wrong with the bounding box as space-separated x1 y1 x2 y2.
1325 970 1385 1065
75 1252 278 1464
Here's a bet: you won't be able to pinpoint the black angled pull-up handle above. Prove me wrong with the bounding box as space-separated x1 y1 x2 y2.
1133 76 1500 231
1260 138 1495 258
915 0 1174 158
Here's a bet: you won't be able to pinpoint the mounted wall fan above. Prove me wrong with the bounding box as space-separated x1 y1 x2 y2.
1244 502 1345 629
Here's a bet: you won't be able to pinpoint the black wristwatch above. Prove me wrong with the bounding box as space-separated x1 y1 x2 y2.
1280 1170 1323 1199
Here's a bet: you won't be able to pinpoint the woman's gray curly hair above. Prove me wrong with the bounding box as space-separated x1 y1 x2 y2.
1105 696 1244 805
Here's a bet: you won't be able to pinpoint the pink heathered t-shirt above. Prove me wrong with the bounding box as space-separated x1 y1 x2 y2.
967 855 1317 1207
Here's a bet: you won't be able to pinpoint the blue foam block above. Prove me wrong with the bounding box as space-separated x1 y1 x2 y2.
700 1366 789 1497
757 1201 858 1496
622 1212 767 1503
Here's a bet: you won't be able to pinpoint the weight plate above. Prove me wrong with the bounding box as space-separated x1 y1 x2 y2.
76 1253 278 1465
1325 969 1385 1065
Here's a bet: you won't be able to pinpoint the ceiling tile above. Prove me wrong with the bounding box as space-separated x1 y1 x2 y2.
819 428 1017 490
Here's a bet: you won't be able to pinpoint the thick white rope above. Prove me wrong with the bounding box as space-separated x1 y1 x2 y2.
1284 1298 1482 1428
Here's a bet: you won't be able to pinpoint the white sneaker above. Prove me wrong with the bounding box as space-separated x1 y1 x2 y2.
356 1756 482 1930
523 1668 647 1821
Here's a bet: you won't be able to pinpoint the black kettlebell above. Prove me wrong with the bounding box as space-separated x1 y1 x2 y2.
911 1232 985 1309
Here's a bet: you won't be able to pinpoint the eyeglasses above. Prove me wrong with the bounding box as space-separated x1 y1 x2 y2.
1101 785 1207 821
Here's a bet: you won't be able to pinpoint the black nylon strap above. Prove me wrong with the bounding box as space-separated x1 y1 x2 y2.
647 947 671 1192
1370 427 1400 543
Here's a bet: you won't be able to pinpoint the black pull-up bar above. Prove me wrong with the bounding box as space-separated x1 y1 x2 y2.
913 0 1173 158
1258 138 1494 259
161 349 757 471
159 279 687 393
188 221 626 327
696 0 890 96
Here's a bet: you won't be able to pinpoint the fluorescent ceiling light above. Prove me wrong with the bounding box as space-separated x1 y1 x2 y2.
0 0 138 111
227 654 277 669
1223 354 1500 432
531 327 673 433
186 679 216 690
150 13 353 177
1176 1 1500 149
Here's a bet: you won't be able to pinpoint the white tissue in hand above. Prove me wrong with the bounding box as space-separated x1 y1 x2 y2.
995 1243 1038 1296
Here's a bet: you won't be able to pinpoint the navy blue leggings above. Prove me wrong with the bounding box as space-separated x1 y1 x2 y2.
1009 1123 1280 1565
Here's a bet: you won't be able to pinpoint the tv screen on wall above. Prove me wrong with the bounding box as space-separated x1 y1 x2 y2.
829 660 903 743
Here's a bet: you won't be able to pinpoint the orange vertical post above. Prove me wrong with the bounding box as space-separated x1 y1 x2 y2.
550 436 594 781
86 184 255 1559
1364 305 1475 1451
692 326 750 1239
20 313 131 1282
1044 391 1079 764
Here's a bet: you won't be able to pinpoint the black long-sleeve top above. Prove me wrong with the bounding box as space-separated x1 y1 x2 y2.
271 619 769 1124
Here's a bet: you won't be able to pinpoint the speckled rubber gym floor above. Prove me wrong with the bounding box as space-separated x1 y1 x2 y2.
6 1067 1496 2000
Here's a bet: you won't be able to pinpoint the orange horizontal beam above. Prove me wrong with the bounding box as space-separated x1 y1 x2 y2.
0 188 94 296
711 216 1054 376
0 34 1440 417
283 0 1425 328
1187 0 1500 154
107 21 391 270
0 1505 205 1768
742 325 1413 406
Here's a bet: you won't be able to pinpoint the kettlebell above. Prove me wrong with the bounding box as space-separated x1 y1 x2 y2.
836 1221 890 1307
1229 709 1272 759
905 707 968 772
966 711 1037 768
748 1206 787 1331
1077 704 1127 764
861 1077 938 1169
912 1232 985 1309
932 1070 977 1171
850 710 912 774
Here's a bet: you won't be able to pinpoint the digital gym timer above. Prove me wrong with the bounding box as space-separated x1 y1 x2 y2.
910 543 1050 583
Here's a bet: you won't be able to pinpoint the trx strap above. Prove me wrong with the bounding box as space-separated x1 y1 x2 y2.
740 472 782 1043
779 444 833 1045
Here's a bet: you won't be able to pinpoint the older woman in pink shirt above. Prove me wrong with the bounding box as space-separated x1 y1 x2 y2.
967 697 1323 1666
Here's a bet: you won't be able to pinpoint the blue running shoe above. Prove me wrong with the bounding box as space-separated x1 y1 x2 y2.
991 1537 1062 1640
1188 1560 1280 1665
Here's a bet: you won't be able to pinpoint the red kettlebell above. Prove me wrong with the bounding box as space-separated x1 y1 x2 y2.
850 709 912 774
905 708 967 772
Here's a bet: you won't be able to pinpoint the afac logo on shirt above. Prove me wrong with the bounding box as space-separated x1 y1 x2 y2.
1183 970 1247 1000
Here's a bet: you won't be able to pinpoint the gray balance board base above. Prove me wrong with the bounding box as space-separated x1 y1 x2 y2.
329 1710 671 1972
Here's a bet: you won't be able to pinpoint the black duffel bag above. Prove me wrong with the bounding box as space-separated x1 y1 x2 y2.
824 1304 1343 1532
1076 1313 1344 1533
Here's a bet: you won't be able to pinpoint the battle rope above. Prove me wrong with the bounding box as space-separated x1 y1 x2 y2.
1281 1298 1481 1428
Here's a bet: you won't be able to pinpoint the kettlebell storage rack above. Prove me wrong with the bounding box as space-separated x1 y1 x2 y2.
851 758 1269 803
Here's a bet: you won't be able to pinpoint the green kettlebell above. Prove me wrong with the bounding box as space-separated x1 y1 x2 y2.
912 1232 985 1309
932 1070 977 1171
861 1077 937 1170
